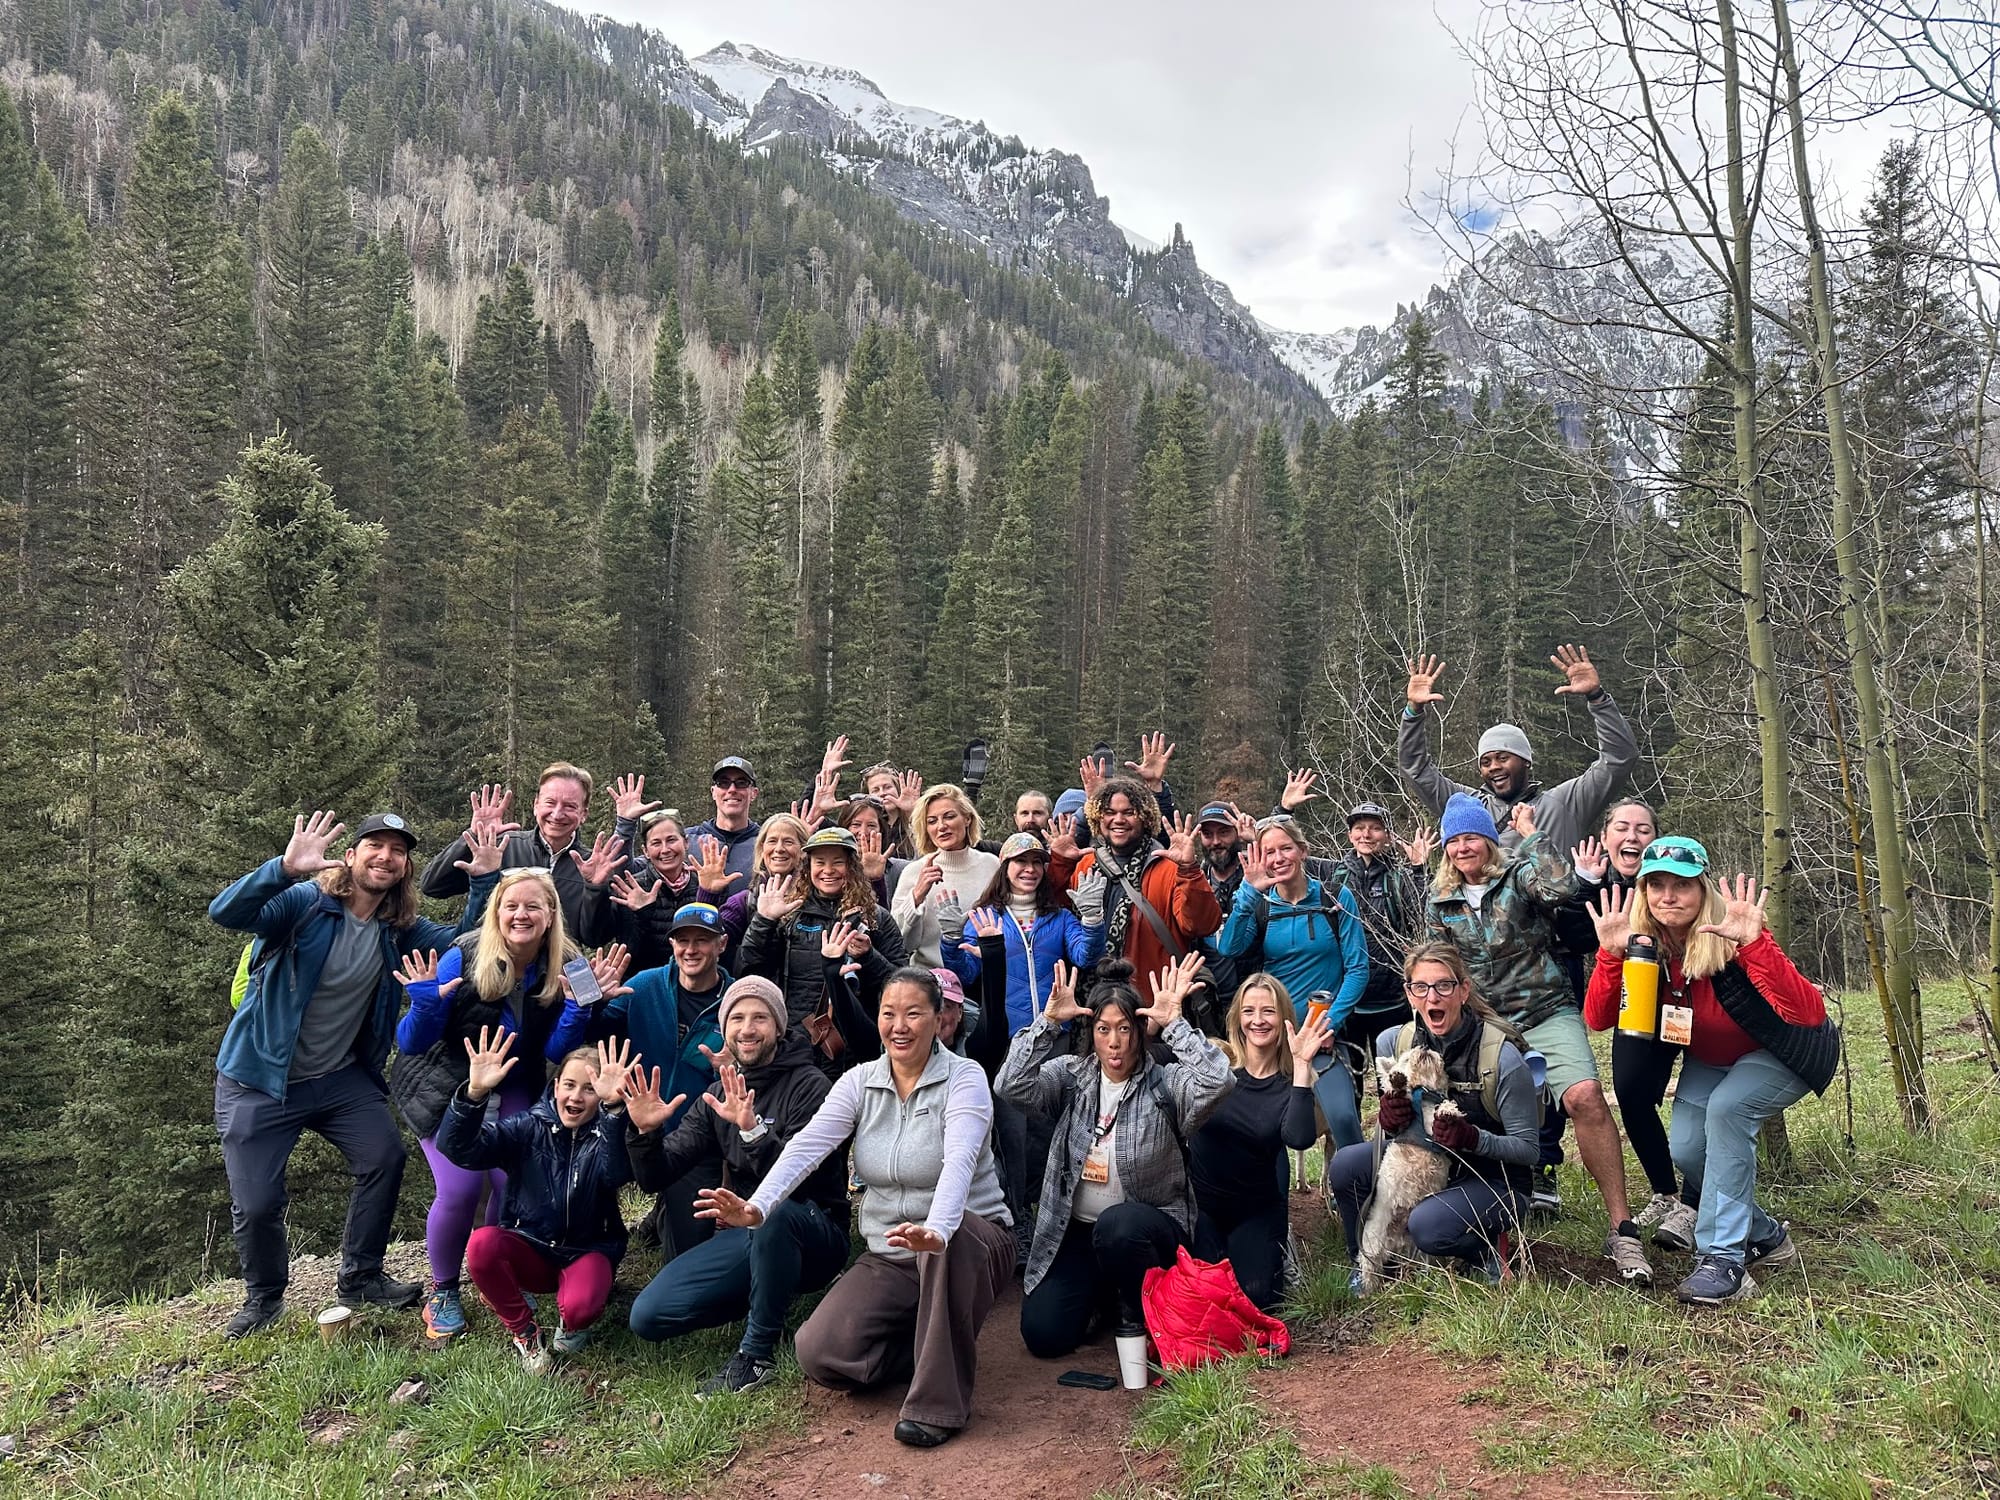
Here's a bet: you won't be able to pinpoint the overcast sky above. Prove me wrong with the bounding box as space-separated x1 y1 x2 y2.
581 0 1488 336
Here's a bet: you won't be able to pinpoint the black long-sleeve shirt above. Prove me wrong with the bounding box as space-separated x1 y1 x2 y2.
1189 1068 1318 1221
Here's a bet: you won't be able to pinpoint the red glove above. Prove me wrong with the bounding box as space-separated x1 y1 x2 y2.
1376 1091 1414 1135
1430 1110 1478 1152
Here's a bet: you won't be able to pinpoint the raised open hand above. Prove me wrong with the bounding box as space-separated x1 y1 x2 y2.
1570 836 1609 882
1550 642 1602 697
703 1056 759 1133
853 819 888 880
1509 801 1538 840
694 1184 765 1230
468 784 520 840
821 735 853 777
462 1025 519 1100
592 1037 640 1104
810 766 843 818
786 797 826 834
1286 1008 1332 1084
1141 953 1204 1029
1696 874 1769 947
1397 825 1438 867
612 773 660 822
755 873 804 922
821 917 860 960
282 810 346 879
892 769 924 817
693 834 741 892
1127 731 1176 789
1589 882 1634 954
1077 754 1106 799
608 871 661 910
1163 810 1201 868
967 906 1004 942
1405 654 1445 708
1044 959 1088 1024
453 823 505 879
1048 813 1082 861
572 831 627 887
621 1064 686 1133
1240 834 1274 892
394 949 463 1002
1281 767 1321 812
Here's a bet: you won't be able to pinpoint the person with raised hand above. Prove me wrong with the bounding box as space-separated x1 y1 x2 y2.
1055 777 1222 1007
1189 974 1325 1310
1397 645 1639 858
1426 792 1655 1287
708 813 812 957
857 762 921 859
1212 813 1370 1149
841 795 910 906
891 783 1001 967
544 902 734 1256
604 808 701 972
740 825 908 1046
996 953 1234 1360
421 764 622 944
210 810 489 1338
624 975 852 1394
685 756 764 891
698 968 1014 1448
1581 843 1837 1306
441 1032 636 1372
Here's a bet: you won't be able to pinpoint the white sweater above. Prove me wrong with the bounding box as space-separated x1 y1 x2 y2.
891 846 1001 967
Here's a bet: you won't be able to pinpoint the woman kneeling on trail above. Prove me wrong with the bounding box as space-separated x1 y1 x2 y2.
1326 943 1540 1286
696 968 1014 1450
996 955 1234 1358
438 1033 638 1371
1583 840 1836 1306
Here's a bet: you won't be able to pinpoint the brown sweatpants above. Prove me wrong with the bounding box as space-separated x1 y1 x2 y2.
794 1211 1016 1430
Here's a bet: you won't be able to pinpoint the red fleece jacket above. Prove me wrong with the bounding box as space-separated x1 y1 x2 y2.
1584 931 1825 1069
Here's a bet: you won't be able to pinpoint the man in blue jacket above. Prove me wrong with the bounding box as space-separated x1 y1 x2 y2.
210 810 493 1338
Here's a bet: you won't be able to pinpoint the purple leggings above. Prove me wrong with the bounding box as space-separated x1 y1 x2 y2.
420 1082 535 1287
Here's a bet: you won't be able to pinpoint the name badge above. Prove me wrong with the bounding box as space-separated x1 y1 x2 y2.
1080 1149 1110 1186
1660 1004 1694 1048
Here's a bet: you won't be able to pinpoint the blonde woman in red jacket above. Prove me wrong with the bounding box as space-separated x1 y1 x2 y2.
1584 837 1838 1307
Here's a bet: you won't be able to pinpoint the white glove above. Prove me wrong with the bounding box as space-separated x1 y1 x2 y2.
1071 867 1108 928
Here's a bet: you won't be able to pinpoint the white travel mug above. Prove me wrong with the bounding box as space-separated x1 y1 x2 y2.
1114 1330 1150 1390
317 1305 353 1344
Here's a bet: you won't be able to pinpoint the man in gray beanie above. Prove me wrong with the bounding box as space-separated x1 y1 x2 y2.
1397 643 1639 858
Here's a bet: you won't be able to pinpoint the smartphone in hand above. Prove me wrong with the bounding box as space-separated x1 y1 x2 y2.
562 955 603 1006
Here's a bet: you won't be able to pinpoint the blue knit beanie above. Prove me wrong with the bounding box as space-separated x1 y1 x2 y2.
1053 788 1087 818
1440 792 1499 846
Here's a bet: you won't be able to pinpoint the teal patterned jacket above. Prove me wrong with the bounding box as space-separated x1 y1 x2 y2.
1425 833 1580 1029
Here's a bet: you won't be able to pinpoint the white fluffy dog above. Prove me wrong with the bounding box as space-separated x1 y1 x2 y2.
1355 1047 1463 1293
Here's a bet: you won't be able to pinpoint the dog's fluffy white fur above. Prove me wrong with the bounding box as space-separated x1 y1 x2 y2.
1356 1047 1463 1293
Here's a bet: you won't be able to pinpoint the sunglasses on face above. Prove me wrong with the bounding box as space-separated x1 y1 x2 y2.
715 779 753 791
1642 838 1709 872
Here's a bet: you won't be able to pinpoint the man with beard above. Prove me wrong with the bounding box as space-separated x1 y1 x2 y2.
211 811 495 1337
423 763 624 944
1397 644 1639 858
623 976 851 1397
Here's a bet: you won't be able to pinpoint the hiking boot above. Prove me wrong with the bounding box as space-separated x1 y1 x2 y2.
551 1319 590 1356
337 1271 423 1310
1676 1254 1757 1306
1605 1228 1654 1286
422 1286 466 1343
1529 1165 1562 1216
1634 1192 1680 1228
1461 1244 1505 1286
1744 1224 1799 1273
698 1349 778 1399
511 1323 551 1376
224 1298 285 1339
1653 1199 1699 1252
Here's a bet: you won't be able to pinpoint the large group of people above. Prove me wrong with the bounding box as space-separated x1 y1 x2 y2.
209 646 1836 1445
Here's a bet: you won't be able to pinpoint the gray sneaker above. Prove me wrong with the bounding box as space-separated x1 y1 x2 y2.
1653 1198 1699 1252
1605 1229 1654 1286
1529 1165 1562 1215
1677 1253 1758 1306
1634 1192 1680 1228
550 1319 590 1356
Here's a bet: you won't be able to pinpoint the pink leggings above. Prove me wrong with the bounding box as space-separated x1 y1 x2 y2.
464 1226 614 1337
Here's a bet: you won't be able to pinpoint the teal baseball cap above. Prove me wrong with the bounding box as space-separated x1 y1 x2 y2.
1637 837 1709 880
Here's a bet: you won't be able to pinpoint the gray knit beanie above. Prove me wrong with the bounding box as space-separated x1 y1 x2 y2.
718 975 786 1034
1476 723 1534 763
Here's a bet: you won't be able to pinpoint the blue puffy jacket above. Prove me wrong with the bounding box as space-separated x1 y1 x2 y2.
945 906 1105 1035
436 1086 632 1265
210 858 491 1101
544 962 730 1137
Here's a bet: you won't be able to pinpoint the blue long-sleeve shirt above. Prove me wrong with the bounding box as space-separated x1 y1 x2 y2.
1214 877 1369 1027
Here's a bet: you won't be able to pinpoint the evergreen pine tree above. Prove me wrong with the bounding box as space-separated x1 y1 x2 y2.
462 266 545 439
970 492 1046 806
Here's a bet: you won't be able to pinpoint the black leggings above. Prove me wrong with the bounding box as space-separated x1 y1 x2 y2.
1193 1200 1289 1312
1612 1032 1684 1197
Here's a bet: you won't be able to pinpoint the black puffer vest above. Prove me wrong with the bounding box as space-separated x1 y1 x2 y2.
389 934 539 1137
1711 961 1840 1095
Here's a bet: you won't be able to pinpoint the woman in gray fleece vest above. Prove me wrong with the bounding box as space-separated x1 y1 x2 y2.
697 966 1013 1450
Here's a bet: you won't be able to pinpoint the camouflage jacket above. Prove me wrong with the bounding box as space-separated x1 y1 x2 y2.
1424 833 1579 1029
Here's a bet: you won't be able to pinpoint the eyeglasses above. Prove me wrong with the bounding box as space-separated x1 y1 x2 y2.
1404 979 1463 998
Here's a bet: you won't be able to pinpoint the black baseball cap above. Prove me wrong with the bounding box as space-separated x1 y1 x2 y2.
1346 802 1392 827
711 756 757 785
352 812 418 850
667 902 726 937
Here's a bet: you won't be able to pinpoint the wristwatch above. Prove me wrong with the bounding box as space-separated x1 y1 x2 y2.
740 1116 770 1143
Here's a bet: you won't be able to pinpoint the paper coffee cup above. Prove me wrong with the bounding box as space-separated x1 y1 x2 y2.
1114 1331 1149 1390
317 1305 353 1343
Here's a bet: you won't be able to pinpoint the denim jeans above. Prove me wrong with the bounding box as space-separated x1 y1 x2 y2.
628 1197 849 1359
1668 1050 1809 1263
1311 1052 1364 1150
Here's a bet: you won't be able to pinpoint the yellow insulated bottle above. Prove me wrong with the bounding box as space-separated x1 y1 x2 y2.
1618 933 1662 1039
